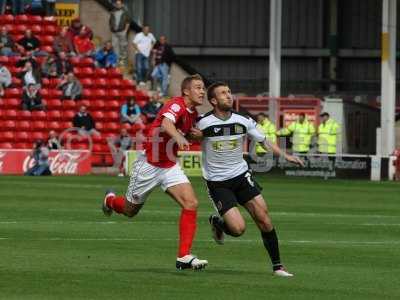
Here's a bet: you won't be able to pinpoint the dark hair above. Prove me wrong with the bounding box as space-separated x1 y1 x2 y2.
320 112 330 117
257 112 267 117
127 96 136 103
299 113 306 117
207 82 228 103
181 74 203 96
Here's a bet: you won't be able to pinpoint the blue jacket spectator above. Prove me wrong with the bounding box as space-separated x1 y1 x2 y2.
120 97 143 124
25 140 51 176
95 41 118 68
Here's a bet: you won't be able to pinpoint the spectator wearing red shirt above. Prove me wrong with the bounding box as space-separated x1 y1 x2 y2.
67 18 93 41
73 27 95 57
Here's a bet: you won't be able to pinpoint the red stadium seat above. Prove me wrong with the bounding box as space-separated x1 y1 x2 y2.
3 98 19 109
16 121 31 131
95 122 104 131
62 110 76 121
0 56 9 64
105 100 119 109
5 88 22 98
94 78 107 88
40 88 50 98
31 25 42 34
92 100 105 109
15 142 29 149
15 131 29 142
62 100 76 110
41 35 55 46
11 77 22 86
121 89 135 98
76 99 90 108
94 68 107 77
81 67 95 77
107 68 122 78
44 25 57 35
0 110 3 120
81 78 94 88
108 78 121 88
47 111 62 120
14 24 27 35
15 14 29 24
0 14 14 25
104 122 120 132
31 132 45 141
121 79 135 88
92 144 103 152
17 110 32 120
0 131 15 141
41 45 53 53
82 89 94 99
32 121 46 130
94 89 106 99
0 142 13 149
48 121 61 130
31 111 47 120
92 111 105 120
5 109 17 120
104 111 119 121
3 120 16 130
50 90 62 98
60 121 73 129
91 154 104 165
30 15 43 24
47 99 62 109
107 89 120 100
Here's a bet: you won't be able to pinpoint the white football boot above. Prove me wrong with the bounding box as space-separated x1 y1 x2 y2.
176 255 208 270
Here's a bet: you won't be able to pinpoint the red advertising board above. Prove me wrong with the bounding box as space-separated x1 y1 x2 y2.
0 149 91 175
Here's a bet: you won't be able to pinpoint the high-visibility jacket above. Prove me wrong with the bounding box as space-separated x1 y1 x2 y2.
318 118 340 154
256 118 277 154
278 120 315 153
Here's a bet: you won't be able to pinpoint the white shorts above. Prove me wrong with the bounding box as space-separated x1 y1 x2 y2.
125 154 189 204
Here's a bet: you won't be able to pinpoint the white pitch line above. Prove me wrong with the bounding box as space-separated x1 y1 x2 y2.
0 237 399 246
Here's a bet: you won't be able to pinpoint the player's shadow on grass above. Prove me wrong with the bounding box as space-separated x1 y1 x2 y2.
108 267 264 276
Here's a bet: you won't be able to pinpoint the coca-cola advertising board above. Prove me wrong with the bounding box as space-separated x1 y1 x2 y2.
0 150 91 175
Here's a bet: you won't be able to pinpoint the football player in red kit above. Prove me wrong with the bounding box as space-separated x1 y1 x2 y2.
102 74 208 270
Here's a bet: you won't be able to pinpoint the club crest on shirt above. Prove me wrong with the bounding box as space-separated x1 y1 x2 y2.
214 127 221 133
170 104 181 112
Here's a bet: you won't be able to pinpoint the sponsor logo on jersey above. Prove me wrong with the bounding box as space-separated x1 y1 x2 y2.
214 127 221 133
170 104 181 112
235 124 244 134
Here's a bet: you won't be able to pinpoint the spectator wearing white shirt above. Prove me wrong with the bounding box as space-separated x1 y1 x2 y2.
0 62 11 98
132 25 156 84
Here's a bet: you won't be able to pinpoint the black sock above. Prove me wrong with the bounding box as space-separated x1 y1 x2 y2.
212 216 235 236
261 228 282 271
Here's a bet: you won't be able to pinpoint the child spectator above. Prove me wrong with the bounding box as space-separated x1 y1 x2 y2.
21 83 45 111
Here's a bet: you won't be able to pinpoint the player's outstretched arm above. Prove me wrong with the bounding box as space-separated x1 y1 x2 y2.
262 138 305 167
161 117 190 150
187 127 203 141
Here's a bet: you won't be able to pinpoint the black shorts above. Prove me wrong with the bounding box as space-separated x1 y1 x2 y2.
206 171 262 216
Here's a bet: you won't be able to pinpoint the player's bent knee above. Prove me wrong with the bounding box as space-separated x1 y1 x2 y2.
229 223 246 237
181 197 198 210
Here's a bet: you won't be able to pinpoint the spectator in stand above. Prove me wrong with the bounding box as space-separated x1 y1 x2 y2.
21 83 45 111
120 97 143 125
53 27 75 55
12 0 25 16
16 51 39 69
55 51 73 78
0 26 16 56
16 29 46 56
47 130 60 150
0 62 11 97
109 0 130 67
18 60 42 88
107 128 133 177
142 91 163 122
94 41 117 68
73 27 95 58
43 0 56 16
72 105 100 136
132 25 156 84
58 72 82 100
67 18 93 41
151 35 175 97
25 139 51 176
41 54 58 78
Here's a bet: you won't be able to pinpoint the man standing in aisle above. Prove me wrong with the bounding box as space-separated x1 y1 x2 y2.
132 25 156 84
109 0 131 67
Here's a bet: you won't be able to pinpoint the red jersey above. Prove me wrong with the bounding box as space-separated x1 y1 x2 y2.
145 97 198 168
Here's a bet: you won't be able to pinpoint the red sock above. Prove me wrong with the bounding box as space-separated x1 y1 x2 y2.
106 195 125 214
178 209 197 258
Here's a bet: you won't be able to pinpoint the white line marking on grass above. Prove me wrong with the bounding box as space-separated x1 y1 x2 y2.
0 237 399 246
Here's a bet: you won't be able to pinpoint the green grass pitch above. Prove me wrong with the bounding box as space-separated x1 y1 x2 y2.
0 175 399 299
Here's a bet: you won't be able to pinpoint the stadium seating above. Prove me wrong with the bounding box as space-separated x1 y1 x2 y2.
0 14 153 166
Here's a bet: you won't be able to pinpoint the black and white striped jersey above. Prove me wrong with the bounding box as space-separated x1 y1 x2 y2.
196 111 265 181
